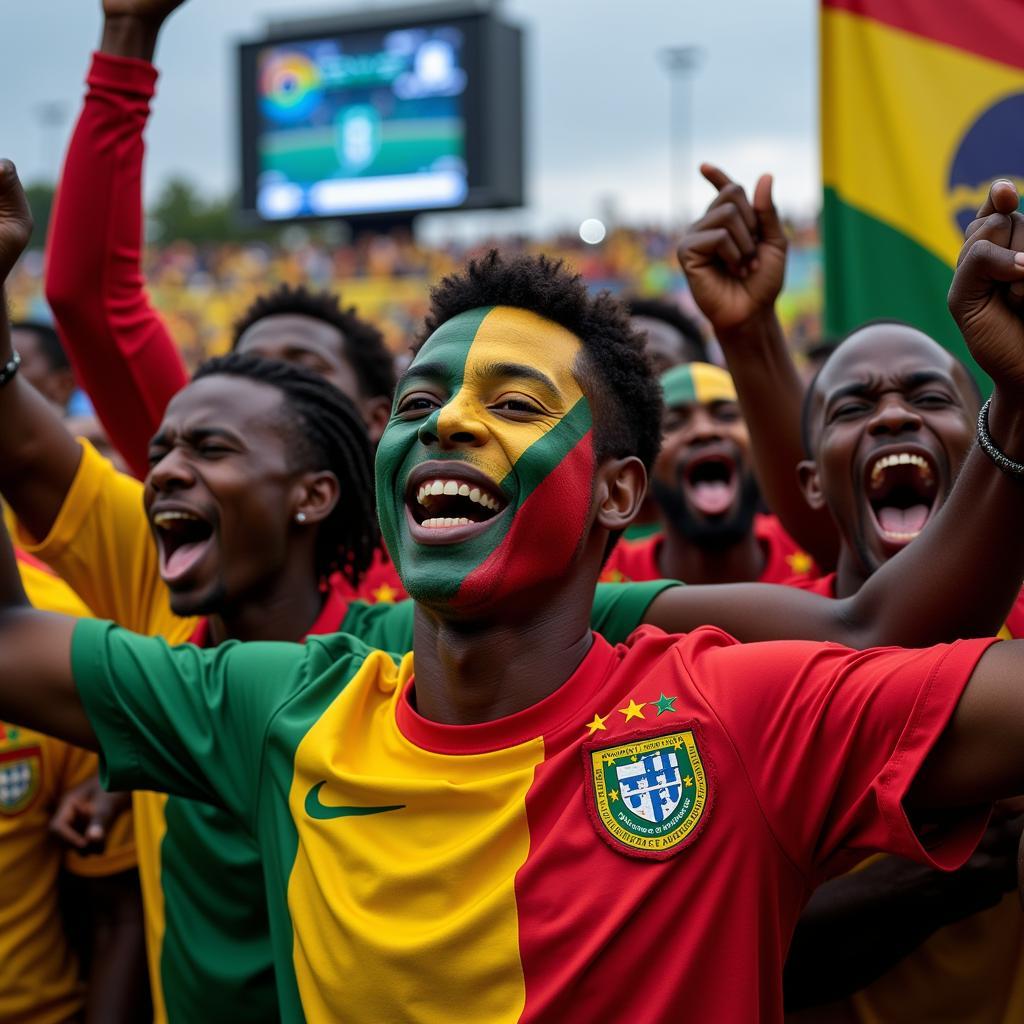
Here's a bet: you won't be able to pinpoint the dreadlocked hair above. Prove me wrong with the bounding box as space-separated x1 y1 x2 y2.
232 284 397 401
416 250 663 472
192 353 378 589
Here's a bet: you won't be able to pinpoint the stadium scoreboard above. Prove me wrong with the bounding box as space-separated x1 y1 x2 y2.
238 2 524 222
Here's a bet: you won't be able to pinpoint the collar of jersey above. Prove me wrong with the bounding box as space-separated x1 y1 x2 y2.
186 581 353 647
395 632 619 756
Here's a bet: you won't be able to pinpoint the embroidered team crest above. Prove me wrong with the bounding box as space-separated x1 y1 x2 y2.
585 728 710 859
0 745 41 815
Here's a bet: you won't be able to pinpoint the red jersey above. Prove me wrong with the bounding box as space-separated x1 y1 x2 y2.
329 547 407 605
76 622 993 1022
602 513 818 585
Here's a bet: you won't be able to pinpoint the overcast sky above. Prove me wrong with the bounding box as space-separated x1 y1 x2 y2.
0 0 819 237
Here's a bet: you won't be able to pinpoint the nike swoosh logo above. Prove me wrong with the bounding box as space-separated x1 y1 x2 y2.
304 781 405 821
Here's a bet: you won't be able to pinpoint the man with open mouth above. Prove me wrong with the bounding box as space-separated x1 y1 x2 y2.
784 320 1024 1022
602 360 817 586
8 160 1024 1022
679 164 1024 1022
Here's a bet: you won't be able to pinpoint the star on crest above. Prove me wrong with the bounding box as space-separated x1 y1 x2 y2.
619 699 647 722
653 693 677 716
585 712 610 735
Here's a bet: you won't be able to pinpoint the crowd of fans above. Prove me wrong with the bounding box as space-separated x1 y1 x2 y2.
7 221 824 372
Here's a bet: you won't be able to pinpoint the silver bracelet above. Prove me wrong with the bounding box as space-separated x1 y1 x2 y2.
0 350 20 388
977 396 1024 478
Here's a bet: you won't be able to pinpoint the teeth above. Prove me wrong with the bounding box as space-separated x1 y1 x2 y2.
153 510 201 527
414 479 504 513
421 517 472 528
869 452 934 483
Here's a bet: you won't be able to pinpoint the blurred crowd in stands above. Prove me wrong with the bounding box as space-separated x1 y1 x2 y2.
6 218 824 374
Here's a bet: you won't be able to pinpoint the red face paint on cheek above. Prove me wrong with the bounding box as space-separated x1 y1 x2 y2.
455 432 595 609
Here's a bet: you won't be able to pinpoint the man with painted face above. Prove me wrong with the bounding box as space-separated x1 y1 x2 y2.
602 361 816 585
1 178 673 1021
9 161 1024 1020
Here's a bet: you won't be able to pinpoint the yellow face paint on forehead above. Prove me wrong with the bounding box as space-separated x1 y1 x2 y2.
660 362 737 410
433 306 586 486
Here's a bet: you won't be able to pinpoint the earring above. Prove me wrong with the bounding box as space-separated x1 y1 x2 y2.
295 512 307 524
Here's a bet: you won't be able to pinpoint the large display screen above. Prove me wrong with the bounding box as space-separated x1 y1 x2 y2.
251 25 471 219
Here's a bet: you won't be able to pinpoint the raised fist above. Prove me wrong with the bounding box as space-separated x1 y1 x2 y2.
102 0 186 21
0 161 33 283
677 165 787 333
948 180 1024 398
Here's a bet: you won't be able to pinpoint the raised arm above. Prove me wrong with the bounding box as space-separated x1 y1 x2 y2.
677 165 840 568
0 165 83 539
0 161 94 746
45 0 189 479
646 180 1024 648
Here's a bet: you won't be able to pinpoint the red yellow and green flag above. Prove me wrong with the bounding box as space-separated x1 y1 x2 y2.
821 0 1024 387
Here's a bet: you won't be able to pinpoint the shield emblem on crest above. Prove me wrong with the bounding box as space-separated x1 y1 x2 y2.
585 728 711 859
0 745 42 815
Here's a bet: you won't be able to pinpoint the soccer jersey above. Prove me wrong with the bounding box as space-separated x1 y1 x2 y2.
601 513 818 585
73 619 991 1023
1 557 135 1024
14 440 674 1023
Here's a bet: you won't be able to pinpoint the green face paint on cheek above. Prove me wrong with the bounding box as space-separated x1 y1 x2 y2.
375 308 490 597
375 305 595 612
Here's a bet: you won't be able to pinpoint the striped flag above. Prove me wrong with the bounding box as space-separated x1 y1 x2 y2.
821 0 1024 387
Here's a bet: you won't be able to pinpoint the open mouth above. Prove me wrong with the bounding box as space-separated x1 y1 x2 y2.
151 508 215 584
681 453 738 518
410 476 506 530
864 450 940 547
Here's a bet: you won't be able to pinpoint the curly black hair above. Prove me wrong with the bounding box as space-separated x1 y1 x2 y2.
625 296 707 363
192 353 377 588
416 251 663 472
232 285 397 401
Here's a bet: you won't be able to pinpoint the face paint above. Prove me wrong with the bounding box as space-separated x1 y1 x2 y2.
660 362 737 409
376 306 595 612
655 362 757 544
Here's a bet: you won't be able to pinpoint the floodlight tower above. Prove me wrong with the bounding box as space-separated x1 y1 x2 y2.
660 45 702 229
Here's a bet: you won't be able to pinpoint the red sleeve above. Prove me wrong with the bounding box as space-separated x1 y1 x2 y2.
44 51 188 479
682 631 997 879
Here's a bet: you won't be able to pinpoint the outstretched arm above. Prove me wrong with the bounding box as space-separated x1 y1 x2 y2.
45 0 189 479
678 164 840 568
648 180 1024 649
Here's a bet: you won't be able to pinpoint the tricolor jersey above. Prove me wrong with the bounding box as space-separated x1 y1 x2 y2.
73 620 990 1023
602 513 818 585
0 556 135 1024
14 440 674 1023
786 570 1024 1024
